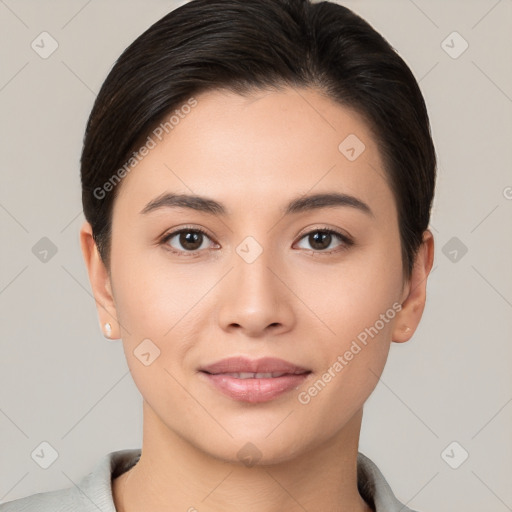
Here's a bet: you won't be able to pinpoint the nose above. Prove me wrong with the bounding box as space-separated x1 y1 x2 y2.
216 243 296 338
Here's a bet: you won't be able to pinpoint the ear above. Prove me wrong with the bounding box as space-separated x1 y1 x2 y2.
392 229 435 343
79 220 119 339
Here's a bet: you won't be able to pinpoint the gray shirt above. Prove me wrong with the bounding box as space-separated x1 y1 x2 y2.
0 449 419 511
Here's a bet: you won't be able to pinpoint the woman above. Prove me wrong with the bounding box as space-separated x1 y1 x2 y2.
1 0 435 510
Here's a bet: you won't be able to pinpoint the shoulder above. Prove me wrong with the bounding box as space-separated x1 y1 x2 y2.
0 448 141 512
0 487 80 512
357 452 421 512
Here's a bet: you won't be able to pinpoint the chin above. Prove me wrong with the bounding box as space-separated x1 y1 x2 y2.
188 420 318 468
213 438 309 468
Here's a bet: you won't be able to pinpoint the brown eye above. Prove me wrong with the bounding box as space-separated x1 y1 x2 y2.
161 227 214 255
177 231 204 251
296 228 353 254
308 231 333 250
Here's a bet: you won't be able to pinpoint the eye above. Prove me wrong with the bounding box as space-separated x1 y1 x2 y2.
160 226 353 257
295 228 353 254
160 226 217 256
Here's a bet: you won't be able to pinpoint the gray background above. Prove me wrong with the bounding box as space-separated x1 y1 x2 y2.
1 0 511 510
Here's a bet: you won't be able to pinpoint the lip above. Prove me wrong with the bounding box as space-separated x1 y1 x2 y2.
199 356 311 403
200 356 310 375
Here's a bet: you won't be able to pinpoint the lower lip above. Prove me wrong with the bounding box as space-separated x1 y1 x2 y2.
200 372 310 403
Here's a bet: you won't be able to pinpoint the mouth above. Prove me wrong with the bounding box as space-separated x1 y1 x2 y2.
214 371 303 379
199 356 312 403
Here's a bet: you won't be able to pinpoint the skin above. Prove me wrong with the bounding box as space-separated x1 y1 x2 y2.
80 86 434 512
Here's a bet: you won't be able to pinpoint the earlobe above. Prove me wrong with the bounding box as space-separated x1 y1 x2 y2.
79 220 119 339
392 229 435 343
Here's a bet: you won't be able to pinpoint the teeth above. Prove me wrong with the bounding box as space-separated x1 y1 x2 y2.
223 372 288 379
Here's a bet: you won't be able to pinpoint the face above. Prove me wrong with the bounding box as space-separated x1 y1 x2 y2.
93 87 413 463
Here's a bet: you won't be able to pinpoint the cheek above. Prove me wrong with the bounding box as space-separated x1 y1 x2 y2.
297 309 393 437
300 233 403 402
110 242 191 335
110 255 201 411
110 247 212 376
294 233 403 343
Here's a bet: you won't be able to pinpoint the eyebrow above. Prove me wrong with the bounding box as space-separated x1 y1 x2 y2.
140 191 374 218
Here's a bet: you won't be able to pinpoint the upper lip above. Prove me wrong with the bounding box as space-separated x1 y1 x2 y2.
200 356 310 375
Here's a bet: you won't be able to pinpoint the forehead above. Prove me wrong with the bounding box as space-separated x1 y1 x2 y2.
114 87 394 220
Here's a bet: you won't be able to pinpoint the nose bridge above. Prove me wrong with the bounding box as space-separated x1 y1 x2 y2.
216 232 294 334
233 236 279 305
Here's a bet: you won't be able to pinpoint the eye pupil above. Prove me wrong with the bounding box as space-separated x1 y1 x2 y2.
310 231 331 250
181 231 202 250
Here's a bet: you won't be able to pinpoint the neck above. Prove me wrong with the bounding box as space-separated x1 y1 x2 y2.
113 402 373 512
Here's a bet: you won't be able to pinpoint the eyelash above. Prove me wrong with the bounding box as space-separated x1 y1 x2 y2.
159 225 354 258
